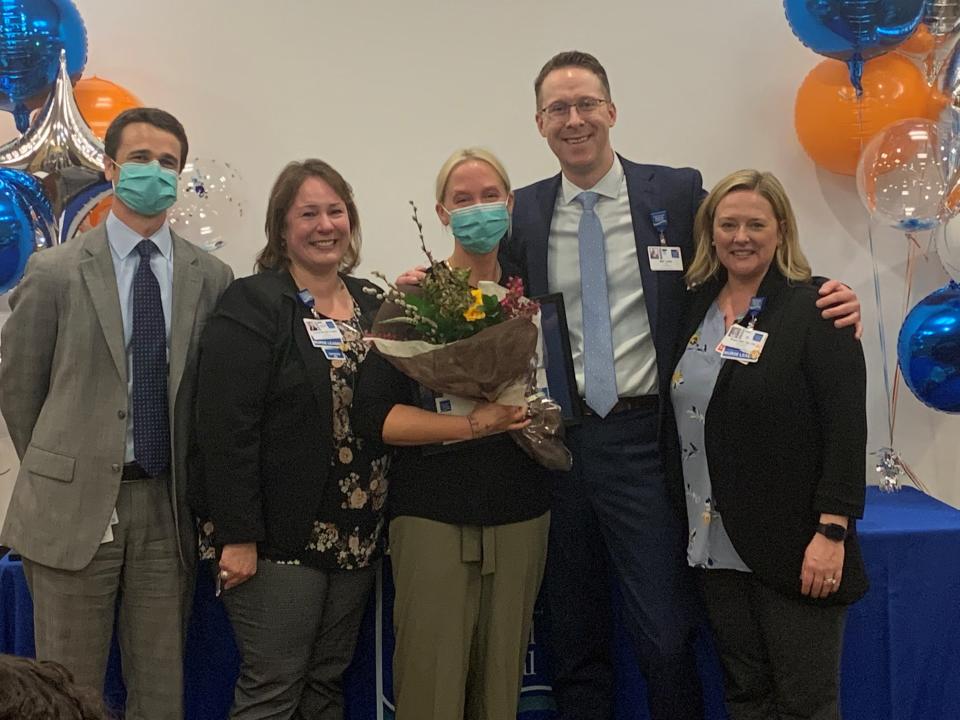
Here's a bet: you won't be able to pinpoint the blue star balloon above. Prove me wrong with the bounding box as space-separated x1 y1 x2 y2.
0 0 87 132
898 281 960 413
784 0 926 93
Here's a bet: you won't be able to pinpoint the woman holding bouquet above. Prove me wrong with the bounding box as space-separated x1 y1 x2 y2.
190 158 524 720
355 148 553 720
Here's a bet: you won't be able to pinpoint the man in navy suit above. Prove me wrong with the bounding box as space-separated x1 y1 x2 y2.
500 51 861 720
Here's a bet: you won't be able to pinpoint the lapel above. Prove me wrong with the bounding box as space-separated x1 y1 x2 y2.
168 232 204 405
78 225 127 382
344 274 381 329
622 156 663 347
528 174 561 296
280 269 335 428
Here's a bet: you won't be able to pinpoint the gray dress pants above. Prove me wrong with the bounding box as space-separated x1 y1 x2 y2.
220 558 377 720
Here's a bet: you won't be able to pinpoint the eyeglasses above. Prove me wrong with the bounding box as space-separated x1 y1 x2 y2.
539 97 608 121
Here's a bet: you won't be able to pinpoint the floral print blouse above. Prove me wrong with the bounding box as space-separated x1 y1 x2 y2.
669 301 750 572
199 300 390 571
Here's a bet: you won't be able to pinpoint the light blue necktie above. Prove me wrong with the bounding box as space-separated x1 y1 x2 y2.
576 191 618 417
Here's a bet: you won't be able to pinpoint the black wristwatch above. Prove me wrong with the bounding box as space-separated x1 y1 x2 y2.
816 522 847 542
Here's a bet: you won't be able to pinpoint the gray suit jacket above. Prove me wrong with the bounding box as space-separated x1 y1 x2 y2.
0 224 233 571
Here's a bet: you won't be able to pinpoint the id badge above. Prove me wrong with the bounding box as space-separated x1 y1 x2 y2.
303 318 343 349
100 507 119 544
715 323 768 363
647 245 683 271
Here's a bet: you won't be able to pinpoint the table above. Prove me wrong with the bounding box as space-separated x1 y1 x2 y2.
2 487 958 720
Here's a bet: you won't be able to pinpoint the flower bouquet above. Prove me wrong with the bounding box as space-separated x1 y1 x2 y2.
364 203 571 471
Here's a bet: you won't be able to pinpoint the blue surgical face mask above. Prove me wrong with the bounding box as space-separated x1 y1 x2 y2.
446 201 510 254
111 159 179 216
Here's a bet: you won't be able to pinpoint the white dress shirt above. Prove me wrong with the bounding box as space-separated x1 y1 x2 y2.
547 157 657 398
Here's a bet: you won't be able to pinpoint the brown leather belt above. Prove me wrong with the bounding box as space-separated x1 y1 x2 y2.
581 394 658 416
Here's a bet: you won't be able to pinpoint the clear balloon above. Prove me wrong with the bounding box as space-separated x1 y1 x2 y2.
856 118 955 231
784 0 926 93
897 281 960 412
168 158 246 252
0 0 87 132
936 217 960 280
0 179 38 294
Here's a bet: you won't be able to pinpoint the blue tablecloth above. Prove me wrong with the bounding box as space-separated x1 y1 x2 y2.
2 486 958 720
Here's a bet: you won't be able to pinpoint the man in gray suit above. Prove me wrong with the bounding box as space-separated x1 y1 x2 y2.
0 107 233 719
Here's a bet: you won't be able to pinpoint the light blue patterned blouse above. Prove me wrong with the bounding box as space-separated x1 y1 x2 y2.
670 302 751 572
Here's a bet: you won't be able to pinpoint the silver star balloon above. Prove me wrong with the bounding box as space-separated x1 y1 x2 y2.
0 49 104 234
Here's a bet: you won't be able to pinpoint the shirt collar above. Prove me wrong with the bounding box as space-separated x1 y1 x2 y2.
560 154 624 206
105 211 173 260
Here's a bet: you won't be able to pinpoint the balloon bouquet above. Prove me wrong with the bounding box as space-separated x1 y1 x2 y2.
0 0 247 295
787 0 960 491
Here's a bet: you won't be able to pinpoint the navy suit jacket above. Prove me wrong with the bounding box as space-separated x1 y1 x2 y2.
500 154 705 408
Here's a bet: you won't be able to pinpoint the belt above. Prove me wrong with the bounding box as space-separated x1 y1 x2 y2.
121 462 154 482
581 394 658 417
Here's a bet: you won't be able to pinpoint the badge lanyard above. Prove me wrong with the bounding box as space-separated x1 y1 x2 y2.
647 210 683 271
716 296 768 364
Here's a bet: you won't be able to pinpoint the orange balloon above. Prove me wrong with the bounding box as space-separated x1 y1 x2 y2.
74 76 142 140
794 55 939 176
899 23 935 56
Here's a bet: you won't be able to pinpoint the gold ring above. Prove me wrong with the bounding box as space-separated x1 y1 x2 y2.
219 570 229 579
825 577 837 585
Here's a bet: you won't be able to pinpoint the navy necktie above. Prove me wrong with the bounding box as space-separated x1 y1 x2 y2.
132 239 169 477
576 191 618 417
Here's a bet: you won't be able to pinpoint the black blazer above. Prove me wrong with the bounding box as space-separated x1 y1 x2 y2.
661 267 869 605
188 269 382 558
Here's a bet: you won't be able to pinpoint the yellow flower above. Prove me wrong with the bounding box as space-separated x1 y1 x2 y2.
463 288 486 321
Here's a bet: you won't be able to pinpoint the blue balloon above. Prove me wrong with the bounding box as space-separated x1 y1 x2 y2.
0 168 55 246
0 178 37 294
784 0 925 93
0 0 87 132
898 282 960 413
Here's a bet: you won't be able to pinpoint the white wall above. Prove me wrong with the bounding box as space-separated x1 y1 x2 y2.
0 0 956 522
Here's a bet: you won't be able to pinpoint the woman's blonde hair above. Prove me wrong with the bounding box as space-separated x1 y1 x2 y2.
686 169 811 287
434 147 511 204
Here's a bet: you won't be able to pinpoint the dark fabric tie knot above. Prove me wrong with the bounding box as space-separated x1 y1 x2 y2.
136 239 159 259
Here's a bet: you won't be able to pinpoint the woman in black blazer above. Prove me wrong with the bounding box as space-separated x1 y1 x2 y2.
662 169 867 720
190 159 389 720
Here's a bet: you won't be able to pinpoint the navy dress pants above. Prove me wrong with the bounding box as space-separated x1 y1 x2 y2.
545 405 704 720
